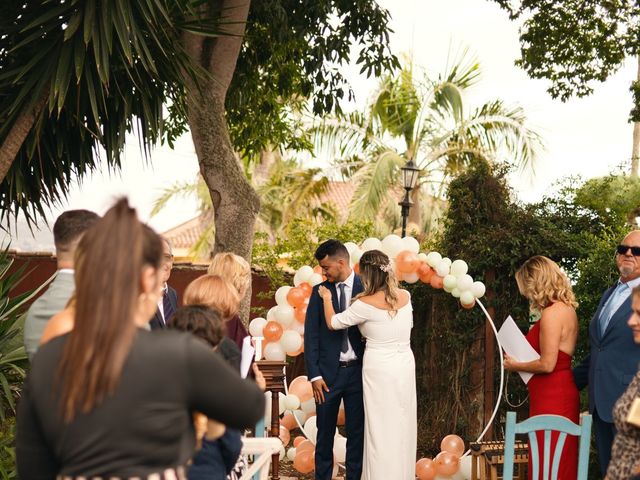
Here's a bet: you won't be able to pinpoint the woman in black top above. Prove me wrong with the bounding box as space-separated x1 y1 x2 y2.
16 199 264 479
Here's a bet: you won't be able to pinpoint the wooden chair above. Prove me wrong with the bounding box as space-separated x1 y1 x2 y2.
503 412 592 480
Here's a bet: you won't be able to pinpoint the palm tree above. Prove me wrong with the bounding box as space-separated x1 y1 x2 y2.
314 52 543 234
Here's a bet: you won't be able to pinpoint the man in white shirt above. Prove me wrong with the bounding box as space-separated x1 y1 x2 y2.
304 239 364 480
24 209 99 360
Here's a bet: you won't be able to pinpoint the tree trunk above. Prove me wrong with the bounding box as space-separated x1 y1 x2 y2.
182 0 258 322
632 57 640 178
0 88 48 183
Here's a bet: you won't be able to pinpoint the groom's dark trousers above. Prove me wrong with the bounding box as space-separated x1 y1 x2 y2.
305 279 365 480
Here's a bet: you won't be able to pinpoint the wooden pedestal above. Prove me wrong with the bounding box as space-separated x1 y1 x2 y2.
470 440 528 480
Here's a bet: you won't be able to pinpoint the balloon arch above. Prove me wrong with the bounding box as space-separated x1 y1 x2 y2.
249 235 505 479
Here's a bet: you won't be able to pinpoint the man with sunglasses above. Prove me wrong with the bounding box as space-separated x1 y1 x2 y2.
574 230 640 475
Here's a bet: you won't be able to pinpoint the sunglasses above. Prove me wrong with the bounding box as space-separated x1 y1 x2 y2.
616 244 640 256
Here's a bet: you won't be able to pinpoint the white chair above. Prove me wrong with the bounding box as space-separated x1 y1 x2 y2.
240 436 282 480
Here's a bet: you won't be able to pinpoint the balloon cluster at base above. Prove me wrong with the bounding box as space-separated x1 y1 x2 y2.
415 435 472 480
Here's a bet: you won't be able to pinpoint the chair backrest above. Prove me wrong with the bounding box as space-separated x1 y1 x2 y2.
503 412 592 480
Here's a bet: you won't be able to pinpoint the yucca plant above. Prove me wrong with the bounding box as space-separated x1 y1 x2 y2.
0 249 52 479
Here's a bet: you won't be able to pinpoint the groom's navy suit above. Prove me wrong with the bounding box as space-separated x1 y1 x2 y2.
305 276 365 480
573 282 640 474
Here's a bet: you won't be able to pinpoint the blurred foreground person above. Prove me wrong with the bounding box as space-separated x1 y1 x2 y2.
16 198 264 479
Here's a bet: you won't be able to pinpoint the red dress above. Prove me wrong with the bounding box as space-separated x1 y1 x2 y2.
525 320 579 480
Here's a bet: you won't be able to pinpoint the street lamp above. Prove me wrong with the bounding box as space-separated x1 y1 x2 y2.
398 159 420 237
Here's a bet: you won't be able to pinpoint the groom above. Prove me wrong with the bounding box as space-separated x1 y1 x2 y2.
305 239 365 480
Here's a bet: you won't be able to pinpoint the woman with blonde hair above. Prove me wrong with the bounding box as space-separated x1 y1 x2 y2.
15 199 264 479
207 252 251 350
504 255 580 479
317 249 416 479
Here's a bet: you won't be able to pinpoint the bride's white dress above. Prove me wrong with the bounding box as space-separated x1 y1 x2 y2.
331 291 417 480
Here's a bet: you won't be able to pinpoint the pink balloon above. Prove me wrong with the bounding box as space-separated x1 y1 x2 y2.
440 434 465 457
416 457 437 480
435 451 459 476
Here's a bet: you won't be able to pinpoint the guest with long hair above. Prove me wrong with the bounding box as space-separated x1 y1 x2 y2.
16 198 264 479
505 255 580 479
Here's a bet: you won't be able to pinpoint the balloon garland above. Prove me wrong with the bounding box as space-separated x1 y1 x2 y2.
249 235 504 479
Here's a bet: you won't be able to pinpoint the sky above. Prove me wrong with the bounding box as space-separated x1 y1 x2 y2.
8 0 638 251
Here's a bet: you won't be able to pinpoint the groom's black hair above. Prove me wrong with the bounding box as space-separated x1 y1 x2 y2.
314 239 349 261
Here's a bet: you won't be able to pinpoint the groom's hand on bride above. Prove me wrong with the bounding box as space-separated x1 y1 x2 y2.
312 378 330 404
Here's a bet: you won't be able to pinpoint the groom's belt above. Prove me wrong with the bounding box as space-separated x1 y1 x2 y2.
338 359 361 368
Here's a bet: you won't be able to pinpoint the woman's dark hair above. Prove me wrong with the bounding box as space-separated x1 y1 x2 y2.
314 239 349 261
57 198 163 421
169 305 225 348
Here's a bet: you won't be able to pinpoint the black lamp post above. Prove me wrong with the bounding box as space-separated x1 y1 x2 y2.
398 159 420 237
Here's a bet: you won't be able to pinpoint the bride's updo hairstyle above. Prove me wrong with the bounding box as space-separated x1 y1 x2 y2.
356 249 401 309
515 255 578 311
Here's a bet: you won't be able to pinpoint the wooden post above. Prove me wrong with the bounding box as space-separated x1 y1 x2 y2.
483 269 496 440
255 360 287 480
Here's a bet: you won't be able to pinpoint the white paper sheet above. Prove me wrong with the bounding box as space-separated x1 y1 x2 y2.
497 315 540 384
240 335 256 379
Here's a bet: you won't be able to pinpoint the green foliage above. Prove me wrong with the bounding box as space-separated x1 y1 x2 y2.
492 0 640 120
573 175 640 225
0 0 221 225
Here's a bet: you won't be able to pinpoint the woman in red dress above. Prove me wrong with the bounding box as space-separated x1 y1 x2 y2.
504 255 580 480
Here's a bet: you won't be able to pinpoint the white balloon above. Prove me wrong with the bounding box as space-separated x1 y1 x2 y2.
401 236 420 254
350 248 364 266
453 455 472 480
280 330 302 353
278 392 287 415
249 317 267 337
267 306 278 322
293 270 304 287
333 436 347 463
361 237 382 252
297 265 314 283
472 281 486 298
435 260 450 277
264 342 286 361
451 287 462 298
442 257 452 267
275 286 292 306
403 272 419 284
274 305 295 328
456 274 474 292
303 416 318 442
301 397 316 416
286 447 297 461
293 409 307 428
264 392 272 424
443 274 458 290
426 251 443 267
283 394 301 411
381 234 404 259
291 321 305 335
460 290 475 306
308 273 323 286
417 252 428 262
450 259 469 277
279 445 285 461
344 242 358 254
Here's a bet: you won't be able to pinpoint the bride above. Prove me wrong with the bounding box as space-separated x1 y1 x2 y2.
318 249 416 480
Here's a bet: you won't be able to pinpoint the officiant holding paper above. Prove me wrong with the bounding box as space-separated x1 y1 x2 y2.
504 255 580 480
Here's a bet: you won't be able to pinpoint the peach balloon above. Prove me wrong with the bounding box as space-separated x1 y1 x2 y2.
279 425 291 446
336 406 346 426
461 299 476 309
287 287 306 308
293 449 315 474
416 458 437 480
293 436 306 448
430 274 444 289
281 413 298 431
354 263 360 275
296 439 315 454
435 451 459 476
313 265 323 275
294 305 308 323
396 250 419 273
263 321 284 342
288 376 313 402
441 434 465 457
299 282 312 297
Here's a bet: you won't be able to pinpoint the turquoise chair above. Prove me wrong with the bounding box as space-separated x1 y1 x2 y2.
503 412 592 480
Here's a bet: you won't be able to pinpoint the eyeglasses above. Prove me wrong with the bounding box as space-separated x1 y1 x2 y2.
616 244 640 256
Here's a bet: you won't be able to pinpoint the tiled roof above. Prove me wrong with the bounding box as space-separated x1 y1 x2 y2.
162 211 212 249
